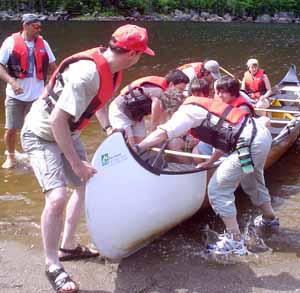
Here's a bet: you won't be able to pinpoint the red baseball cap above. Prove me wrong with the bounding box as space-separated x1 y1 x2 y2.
112 24 155 56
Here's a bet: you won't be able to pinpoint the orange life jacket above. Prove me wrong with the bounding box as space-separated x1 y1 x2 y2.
178 62 204 79
184 96 249 153
120 76 168 96
229 95 255 116
46 47 123 131
7 32 49 81
243 68 267 99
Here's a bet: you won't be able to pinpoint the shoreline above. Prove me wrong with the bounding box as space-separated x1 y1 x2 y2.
0 10 299 24
1 222 300 292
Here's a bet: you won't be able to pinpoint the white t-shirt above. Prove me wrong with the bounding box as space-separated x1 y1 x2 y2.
158 104 254 141
181 67 197 96
24 60 100 141
0 35 56 101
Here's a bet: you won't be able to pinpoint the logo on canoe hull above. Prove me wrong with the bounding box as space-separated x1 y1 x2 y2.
100 152 128 167
101 153 109 166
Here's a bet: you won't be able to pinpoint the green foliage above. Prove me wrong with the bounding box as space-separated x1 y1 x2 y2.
2 0 300 16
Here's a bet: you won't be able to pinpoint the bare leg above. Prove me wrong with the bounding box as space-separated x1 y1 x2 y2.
2 128 17 168
259 202 276 220
168 138 191 164
61 185 86 249
222 216 242 239
42 186 78 292
42 186 68 266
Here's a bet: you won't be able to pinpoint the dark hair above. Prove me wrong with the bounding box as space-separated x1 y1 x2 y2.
215 76 240 97
109 38 130 55
190 78 210 97
165 69 189 86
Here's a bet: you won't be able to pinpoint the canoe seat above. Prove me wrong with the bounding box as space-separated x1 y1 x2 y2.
163 162 197 173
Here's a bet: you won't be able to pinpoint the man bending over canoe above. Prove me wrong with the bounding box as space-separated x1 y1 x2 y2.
178 60 221 96
133 77 279 256
21 24 155 292
109 69 189 146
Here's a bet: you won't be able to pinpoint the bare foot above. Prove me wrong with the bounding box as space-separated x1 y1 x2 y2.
2 157 17 169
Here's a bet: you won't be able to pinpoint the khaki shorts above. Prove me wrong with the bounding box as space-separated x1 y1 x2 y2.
21 128 87 192
5 97 33 129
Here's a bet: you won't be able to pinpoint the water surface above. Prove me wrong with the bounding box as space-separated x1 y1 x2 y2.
0 22 300 256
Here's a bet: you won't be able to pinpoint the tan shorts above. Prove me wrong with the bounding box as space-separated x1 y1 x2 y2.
21 128 87 192
5 97 33 129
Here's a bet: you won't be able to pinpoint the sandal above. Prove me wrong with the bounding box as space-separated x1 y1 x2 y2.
59 245 99 261
45 266 79 292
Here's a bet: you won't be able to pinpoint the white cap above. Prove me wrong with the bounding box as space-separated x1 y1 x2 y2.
204 60 221 80
247 58 259 67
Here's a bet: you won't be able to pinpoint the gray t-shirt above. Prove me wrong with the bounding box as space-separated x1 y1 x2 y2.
115 83 164 108
24 60 100 141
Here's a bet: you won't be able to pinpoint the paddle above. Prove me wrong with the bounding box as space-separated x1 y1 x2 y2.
219 66 242 83
151 147 225 161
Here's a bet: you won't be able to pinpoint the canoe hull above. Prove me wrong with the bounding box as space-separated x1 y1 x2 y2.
86 132 207 259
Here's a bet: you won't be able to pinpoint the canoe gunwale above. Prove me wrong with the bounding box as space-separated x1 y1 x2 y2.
121 132 210 175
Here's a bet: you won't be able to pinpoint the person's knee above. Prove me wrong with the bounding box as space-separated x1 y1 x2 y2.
168 138 184 151
45 188 68 214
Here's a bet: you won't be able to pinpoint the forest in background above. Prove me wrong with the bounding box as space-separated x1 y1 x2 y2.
0 0 300 18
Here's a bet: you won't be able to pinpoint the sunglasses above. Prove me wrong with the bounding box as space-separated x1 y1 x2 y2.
31 24 42 29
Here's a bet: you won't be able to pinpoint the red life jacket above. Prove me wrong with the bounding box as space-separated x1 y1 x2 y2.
229 95 255 116
183 96 249 153
243 68 267 99
120 76 168 96
46 47 123 131
119 76 168 122
7 32 49 81
178 62 204 79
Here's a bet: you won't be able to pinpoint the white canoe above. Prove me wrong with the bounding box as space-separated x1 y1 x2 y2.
86 132 207 259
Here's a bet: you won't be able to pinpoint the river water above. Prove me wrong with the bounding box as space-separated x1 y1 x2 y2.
0 21 300 258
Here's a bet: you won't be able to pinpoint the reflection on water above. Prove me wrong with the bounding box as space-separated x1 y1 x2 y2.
0 22 300 261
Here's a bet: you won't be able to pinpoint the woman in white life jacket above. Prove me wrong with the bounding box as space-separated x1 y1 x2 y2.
134 77 279 256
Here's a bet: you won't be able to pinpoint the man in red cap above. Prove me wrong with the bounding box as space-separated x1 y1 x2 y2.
21 24 154 292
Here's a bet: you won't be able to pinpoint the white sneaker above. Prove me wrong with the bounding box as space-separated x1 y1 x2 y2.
254 215 280 233
207 232 248 256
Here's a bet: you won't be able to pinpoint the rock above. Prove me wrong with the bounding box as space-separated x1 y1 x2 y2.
189 9 199 17
174 13 191 21
125 16 137 21
191 15 200 22
174 9 183 16
200 12 210 19
47 15 60 21
255 14 272 23
276 17 293 23
223 13 232 22
207 14 224 22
